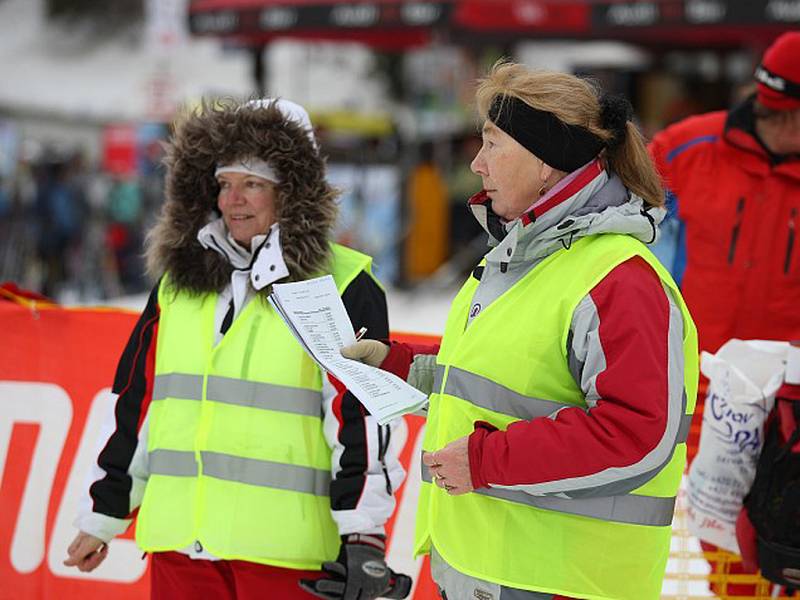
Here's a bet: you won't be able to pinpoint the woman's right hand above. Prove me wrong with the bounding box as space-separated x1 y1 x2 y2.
64 531 108 572
341 340 390 367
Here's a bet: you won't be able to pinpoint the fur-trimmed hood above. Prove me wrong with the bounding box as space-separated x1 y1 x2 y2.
145 99 338 294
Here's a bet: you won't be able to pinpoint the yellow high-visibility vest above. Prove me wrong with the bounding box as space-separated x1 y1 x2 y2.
136 243 373 569
414 234 698 600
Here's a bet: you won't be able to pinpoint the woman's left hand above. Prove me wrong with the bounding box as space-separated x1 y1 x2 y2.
422 436 474 496
340 340 389 367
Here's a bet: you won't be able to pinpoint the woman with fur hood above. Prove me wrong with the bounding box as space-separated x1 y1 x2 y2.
343 63 699 599
64 98 409 600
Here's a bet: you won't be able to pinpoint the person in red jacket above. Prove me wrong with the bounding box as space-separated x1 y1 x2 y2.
650 31 800 597
650 31 800 357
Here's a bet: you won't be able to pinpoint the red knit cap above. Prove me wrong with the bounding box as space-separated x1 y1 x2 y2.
755 31 800 111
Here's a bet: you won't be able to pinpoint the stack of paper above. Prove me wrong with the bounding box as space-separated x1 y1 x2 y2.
269 275 428 424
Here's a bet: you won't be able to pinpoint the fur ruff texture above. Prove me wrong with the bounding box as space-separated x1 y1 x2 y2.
145 99 338 295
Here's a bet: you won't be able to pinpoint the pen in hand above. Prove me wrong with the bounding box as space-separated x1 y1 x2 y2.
341 327 390 367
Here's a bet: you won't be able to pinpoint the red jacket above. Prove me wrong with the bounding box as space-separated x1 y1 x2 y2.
650 99 800 354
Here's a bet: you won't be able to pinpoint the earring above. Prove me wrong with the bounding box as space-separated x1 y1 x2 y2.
538 185 548 197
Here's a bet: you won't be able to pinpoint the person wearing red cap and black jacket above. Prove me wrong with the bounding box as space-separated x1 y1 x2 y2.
650 31 800 357
650 31 800 597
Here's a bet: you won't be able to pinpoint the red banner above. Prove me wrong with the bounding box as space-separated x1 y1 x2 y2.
0 291 440 599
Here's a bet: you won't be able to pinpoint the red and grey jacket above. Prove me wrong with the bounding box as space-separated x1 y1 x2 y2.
650 97 800 354
383 163 689 499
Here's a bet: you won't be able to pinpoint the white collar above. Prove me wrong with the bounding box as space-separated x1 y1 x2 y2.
197 218 290 290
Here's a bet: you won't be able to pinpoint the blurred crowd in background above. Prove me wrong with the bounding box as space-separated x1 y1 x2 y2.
0 134 164 301
0 126 485 301
0 0 791 303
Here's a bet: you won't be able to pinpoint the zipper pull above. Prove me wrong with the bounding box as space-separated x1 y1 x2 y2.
377 425 393 495
382 462 393 495
728 197 745 265
785 208 797 274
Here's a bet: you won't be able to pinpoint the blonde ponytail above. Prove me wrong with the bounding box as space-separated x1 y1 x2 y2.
606 122 664 208
476 60 664 208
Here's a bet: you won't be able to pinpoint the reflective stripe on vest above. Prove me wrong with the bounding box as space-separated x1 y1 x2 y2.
438 365 693 444
136 243 373 568
153 373 323 418
420 461 676 527
149 449 330 496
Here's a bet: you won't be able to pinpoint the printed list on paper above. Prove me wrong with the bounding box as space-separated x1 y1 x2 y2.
268 275 428 424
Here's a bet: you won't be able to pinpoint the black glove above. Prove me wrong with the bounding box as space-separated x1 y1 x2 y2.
299 534 411 600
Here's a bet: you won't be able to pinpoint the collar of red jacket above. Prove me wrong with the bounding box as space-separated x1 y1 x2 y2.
467 159 605 236
724 96 800 179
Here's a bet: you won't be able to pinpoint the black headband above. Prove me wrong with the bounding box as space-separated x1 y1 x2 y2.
755 64 800 100
488 95 606 172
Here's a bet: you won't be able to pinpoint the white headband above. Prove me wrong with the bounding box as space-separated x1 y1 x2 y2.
214 158 278 184
214 98 317 184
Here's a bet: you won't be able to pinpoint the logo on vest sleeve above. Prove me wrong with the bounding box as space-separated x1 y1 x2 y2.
469 303 482 318
473 589 494 600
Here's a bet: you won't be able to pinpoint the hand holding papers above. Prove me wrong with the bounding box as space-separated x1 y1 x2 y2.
268 275 428 424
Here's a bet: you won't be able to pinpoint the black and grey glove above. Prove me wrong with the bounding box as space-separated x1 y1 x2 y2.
299 534 411 600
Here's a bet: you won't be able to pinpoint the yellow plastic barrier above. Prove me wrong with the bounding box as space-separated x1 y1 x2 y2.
663 488 782 600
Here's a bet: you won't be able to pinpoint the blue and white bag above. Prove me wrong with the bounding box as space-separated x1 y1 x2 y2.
686 339 788 553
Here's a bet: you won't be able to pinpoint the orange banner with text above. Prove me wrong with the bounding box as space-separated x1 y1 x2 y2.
0 291 440 600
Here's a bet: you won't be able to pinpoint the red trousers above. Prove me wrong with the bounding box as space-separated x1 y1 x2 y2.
150 551 322 600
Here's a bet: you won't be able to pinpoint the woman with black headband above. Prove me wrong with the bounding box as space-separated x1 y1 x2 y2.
343 61 699 599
